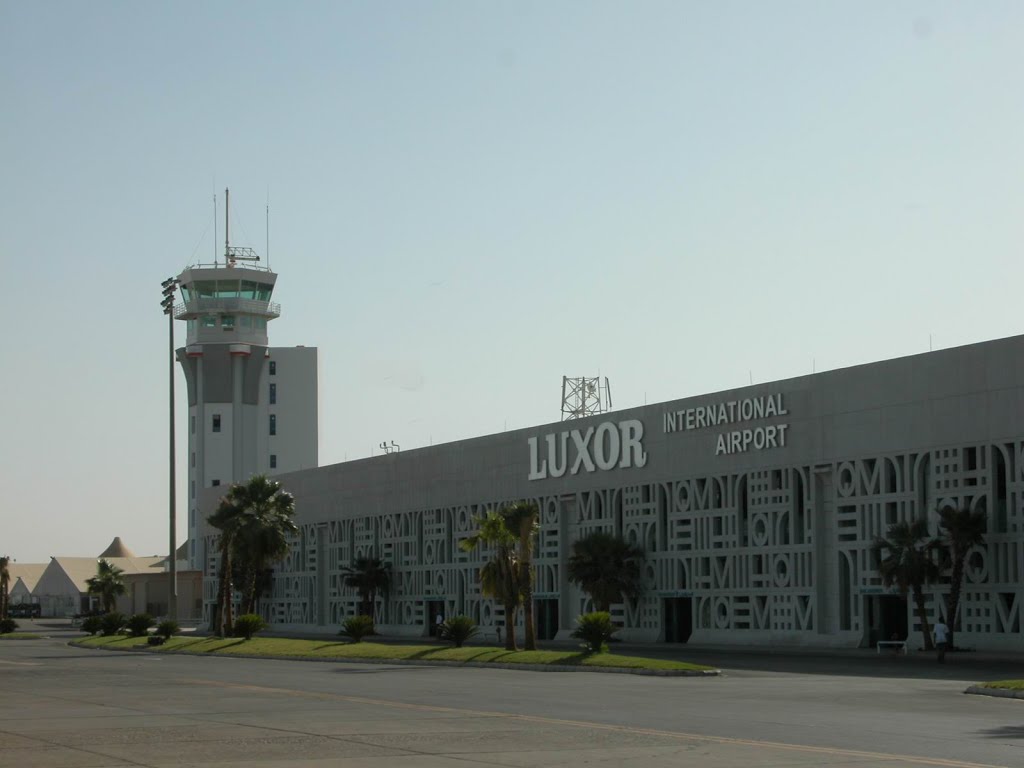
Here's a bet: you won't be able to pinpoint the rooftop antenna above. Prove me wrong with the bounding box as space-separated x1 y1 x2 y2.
266 188 270 270
561 375 612 421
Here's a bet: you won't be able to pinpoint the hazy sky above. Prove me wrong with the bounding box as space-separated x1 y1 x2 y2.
2 2 1021 563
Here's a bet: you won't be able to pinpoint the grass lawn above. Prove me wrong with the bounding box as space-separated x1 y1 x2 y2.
979 680 1024 690
75 635 713 672
0 633 43 640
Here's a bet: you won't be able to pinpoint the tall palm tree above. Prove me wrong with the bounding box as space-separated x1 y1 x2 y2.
86 559 127 613
208 497 245 637
567 531 645 612
937 503 987 649
341 555 392 621
0 556 10 620
504 501 540 651
230 476 298 615
872 519 942 651
460 509 522 651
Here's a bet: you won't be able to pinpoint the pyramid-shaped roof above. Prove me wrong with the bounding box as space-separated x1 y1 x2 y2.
98 537 136 559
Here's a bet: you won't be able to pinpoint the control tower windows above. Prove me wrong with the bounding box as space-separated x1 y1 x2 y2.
270 414 277 436
202 317 217 328
212 414 221 432
269 383 277 404
222 316 235 331
269 361 276 375
270 454 277 469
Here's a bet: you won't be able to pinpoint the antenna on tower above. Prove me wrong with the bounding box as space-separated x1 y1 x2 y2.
213 193 217 266
224 187 230 260
561 375 612 421
266 188 270 270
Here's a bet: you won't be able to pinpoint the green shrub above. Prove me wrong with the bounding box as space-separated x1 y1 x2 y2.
126 613 154 638
571 611 616 654
340 615 375 643
233 614 267 640
0 618 18 634
156 619 180 640
439 615 479 648
147 636 166 646
100 612 127 636
81 616 103 636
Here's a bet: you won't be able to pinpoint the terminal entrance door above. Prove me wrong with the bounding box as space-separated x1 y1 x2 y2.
866 595 908 647
535 599 559 640
663 597 692 643
427 601 445 637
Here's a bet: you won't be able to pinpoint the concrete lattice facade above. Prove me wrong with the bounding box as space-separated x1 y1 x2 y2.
197 335 1024 651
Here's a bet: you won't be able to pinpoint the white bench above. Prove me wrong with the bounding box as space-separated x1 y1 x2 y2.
877 640 907 654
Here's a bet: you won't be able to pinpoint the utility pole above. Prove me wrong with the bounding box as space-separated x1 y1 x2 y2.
160 277 179 621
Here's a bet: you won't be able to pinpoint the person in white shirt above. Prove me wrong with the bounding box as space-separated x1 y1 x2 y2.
933 619 950 663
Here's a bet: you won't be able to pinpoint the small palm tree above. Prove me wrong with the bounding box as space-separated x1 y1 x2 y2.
872 519 942 651
937 503 986 649
341 556 392 621
568 531 644 612
0 556 10 620
460 509 522 651
86 559 127 613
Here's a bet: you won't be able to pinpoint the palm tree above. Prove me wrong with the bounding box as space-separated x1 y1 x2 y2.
86 559 127 613
0 556 10 620
504 501 540 651
341 555 392 621
872 519 942 651
230 476 298 615
567 531 644 612
460 509 522 651
208 497 245 637
937 503 987 649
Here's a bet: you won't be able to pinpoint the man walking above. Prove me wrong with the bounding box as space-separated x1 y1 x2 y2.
933 617 950 663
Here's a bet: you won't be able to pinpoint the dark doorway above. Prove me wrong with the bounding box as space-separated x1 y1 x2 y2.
867 595 908 647
427 601 445 637
535 599 559 641
663 597 692 643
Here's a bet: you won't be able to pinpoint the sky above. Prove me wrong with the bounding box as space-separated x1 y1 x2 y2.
2 1 1021 564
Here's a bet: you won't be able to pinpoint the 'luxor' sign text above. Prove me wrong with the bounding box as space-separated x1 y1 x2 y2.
528 419 647 481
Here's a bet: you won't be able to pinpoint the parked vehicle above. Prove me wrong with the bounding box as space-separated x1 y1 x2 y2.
9 603 42 618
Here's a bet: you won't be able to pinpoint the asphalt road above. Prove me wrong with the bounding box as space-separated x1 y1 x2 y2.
1 621 1022 767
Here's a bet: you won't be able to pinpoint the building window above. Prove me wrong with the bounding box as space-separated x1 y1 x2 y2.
270 454 277 469
222 315 235 331
191 480 195 499
190 415 195 434
202 316 216 328
269 414 277 436
212 479 220 487
191 452 195 468
189 508 196 527
269 383 277 404
212 414 221 432
269 360 276 375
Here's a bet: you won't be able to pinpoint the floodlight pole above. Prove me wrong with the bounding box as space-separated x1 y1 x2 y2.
161 278 179 622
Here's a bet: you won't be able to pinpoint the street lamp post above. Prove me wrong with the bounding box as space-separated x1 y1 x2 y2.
160 277 179 622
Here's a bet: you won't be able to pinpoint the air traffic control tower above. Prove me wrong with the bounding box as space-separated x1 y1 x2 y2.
173 192 318 569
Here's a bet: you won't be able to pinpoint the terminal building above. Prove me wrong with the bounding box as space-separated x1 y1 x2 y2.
191 326 1024 652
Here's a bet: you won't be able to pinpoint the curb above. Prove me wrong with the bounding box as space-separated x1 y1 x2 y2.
964 685 1024 700
69 641 719 677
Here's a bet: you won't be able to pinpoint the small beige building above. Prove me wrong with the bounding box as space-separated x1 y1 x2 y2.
31 538 202 620
7 563 46 606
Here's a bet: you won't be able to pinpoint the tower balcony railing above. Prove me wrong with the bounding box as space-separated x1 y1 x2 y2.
174 298 281 320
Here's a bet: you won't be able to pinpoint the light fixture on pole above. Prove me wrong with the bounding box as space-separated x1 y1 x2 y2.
160 276 179 622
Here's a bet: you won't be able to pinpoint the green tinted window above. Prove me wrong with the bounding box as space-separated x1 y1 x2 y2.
180 284 192 301
222 315 235 330
257 283 273 301
240 281 259 300
202 316 217 328
216 280 239 298
195 281 217 299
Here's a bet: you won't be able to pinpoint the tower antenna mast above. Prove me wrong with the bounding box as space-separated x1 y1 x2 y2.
224 187 230 261
213 193 217 266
